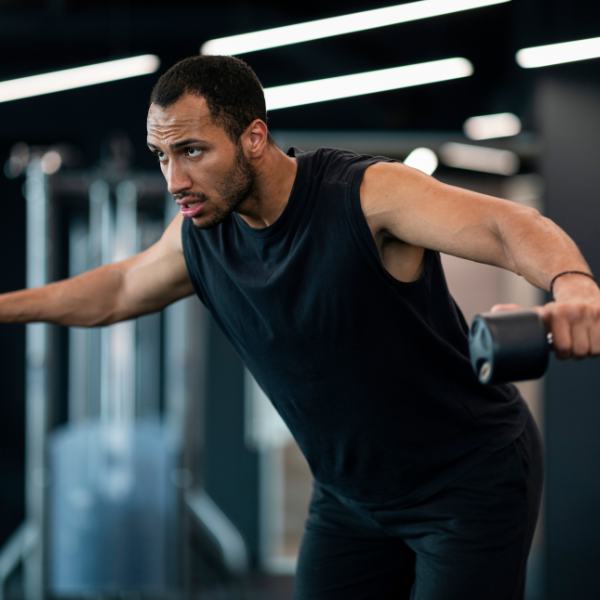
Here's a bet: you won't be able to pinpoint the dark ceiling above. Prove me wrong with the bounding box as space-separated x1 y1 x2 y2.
0 0 599 168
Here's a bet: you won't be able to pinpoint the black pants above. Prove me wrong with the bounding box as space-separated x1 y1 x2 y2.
294 412 544 600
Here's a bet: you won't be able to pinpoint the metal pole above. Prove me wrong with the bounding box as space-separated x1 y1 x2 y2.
99 183 113 423
24 158 51 600
88 180 111 421
68 219 90 422
112 181 137 424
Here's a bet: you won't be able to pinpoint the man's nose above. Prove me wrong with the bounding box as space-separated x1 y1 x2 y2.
166 161 193 196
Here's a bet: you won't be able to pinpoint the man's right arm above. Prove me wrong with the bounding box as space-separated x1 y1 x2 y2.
0 212 194 327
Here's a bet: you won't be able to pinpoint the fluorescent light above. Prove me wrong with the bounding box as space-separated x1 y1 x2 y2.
0 55 160 103
201 0 511 55
517 36 600 68
464 112 522 140
404 148 438 175
440 142 520 175
264 58 473 111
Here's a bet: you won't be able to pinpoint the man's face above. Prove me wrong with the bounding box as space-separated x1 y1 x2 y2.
147 94 256 229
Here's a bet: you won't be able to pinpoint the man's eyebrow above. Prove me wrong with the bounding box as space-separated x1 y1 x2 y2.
147 138 206 151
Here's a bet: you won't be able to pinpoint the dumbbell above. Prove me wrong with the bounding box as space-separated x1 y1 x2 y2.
469 309 553 385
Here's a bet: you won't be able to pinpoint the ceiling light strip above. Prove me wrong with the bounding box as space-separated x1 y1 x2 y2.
0 55 161 103
463 112 522 140
264 58 473 111
517 36 600 68
440 142 520 175
202 0 511 56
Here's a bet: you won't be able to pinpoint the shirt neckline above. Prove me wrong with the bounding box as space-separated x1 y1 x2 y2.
232 147 306 239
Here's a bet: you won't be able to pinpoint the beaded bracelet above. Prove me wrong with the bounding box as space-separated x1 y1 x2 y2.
550 270 597 298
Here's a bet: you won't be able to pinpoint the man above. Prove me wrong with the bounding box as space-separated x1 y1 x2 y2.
2 55 599 599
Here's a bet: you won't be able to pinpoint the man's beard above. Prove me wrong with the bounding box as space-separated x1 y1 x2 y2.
192 142 256 230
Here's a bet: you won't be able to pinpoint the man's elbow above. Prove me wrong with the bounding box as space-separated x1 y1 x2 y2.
498 202 543 234
494 204 543 273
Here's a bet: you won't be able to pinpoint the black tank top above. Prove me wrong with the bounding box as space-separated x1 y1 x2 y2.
182 147 529 508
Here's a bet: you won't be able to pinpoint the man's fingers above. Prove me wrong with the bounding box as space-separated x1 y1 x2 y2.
490 303 522 313
570 319 591 360
542 312 573 360
590 317 600 357
532 305 549 330
534 299 600 360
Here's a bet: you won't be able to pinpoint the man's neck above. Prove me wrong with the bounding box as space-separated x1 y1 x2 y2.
236 145 298 229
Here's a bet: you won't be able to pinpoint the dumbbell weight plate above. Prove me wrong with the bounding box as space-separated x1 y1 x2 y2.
469 309 550 385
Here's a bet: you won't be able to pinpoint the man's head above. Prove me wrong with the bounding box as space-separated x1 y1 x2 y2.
147 56 272 229
150 55 271 144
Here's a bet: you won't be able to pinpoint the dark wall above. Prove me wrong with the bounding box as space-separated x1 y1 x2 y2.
537 79 600 600
0 165 26 548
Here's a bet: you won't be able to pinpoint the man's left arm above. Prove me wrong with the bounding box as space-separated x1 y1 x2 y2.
360 161 600 360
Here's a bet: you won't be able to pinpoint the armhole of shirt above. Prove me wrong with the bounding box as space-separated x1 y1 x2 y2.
345 157 433 292
180 217 208 306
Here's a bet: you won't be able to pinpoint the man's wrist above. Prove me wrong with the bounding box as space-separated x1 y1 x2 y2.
551 271 600 302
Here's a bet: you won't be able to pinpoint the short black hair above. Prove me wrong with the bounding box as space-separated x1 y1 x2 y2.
150 55 271 143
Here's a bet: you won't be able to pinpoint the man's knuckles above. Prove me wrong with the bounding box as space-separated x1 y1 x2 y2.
590 328 600 356
571 338 590 360
548 302 600 358
553 340 572 359
552 302 586 322
551 302 600 325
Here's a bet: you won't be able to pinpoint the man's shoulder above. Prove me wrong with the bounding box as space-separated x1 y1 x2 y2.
298 147 396 186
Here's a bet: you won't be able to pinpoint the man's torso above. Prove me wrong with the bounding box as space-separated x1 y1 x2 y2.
180 146 529 508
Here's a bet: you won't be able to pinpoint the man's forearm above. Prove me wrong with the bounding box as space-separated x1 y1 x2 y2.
0 263 126 327
496 207 593 292
493 206 600 361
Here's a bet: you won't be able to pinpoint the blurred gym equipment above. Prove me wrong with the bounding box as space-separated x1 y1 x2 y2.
0 139 249 600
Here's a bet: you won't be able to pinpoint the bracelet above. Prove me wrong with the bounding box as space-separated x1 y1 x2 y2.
550 270 597 298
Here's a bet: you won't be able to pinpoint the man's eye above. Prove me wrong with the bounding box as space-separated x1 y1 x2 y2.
156 151 167 162
187 148 202 157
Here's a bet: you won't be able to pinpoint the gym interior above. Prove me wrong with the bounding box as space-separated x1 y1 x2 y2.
0 1 599 599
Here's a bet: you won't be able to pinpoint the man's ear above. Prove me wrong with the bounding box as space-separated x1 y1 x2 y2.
244 119 269 157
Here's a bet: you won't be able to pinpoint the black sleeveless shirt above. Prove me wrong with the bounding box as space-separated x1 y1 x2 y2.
181 147 529 508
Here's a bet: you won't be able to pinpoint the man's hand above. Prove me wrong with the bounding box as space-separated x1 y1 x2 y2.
492 273 600 361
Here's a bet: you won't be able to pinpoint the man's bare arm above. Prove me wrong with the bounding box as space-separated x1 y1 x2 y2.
361 161 590 288
0 212 194 327
361 161 600 359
